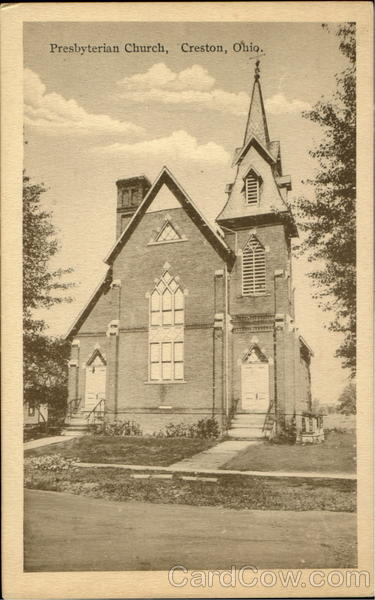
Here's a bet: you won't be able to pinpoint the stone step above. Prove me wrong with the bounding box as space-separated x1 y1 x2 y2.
63 424 89 431
61 430 87 437
228 427 265 440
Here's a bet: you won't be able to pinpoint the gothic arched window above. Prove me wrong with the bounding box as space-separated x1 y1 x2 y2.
242 235 266 295
148 270 185 381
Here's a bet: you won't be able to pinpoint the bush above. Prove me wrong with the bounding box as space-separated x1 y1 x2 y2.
23 423 62 442
157 417 221 439
90 420 143 437
271 417 296 445
24 453 78 472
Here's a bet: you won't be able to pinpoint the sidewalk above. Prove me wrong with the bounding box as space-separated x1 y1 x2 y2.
24 435 80 451
76 461 356 480
170 439 260 470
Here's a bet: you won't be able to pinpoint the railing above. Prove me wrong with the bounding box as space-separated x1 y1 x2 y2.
66 397 82 420
262 399 276 437
85 397 105 425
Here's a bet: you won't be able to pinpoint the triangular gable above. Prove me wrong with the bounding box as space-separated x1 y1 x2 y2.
86 348 107 367
105 167 235 267
146 183 180 213
233 134 277 168
242 344 268 364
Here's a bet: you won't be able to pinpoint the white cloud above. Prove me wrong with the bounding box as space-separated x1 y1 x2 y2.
24 68 144 136
265 93 311 115
93 129 230 164
117 63 248 116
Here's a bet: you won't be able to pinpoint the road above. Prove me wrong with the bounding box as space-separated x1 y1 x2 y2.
24 489 357 571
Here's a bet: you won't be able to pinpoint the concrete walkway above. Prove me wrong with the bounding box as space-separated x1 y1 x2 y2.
76 461 356 480
24 437 356 480
25 489 357 571
24 435 80 451
170 439 260 470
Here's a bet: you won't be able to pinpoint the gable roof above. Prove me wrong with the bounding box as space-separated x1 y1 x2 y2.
65 267 112 340
105 166 235 266
65 168 235 340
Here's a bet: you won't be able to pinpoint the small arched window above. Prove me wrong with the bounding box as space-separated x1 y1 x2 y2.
244 170 261 205
242 235 266 295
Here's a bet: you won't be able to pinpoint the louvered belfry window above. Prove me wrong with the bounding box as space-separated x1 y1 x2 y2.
245 173 259 204
242 236 266 295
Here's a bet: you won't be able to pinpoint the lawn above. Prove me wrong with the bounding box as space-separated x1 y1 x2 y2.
24 464 356 513
24 435 217 466
222 431 356 473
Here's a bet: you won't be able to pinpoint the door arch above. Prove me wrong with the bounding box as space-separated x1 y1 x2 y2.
85 350 106 411
240 345 269 413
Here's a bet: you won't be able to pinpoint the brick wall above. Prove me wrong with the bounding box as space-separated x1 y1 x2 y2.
71 205 226 421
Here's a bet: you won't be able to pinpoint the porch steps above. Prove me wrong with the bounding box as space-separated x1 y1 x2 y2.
228 413 266 440
62 412 90 436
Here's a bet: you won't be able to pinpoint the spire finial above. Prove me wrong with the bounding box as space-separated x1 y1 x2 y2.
255 59 260 81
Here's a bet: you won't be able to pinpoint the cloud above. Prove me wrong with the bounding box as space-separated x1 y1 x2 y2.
117 63 249 116
93 130 230 164
265 93 311 115
24 68 144 136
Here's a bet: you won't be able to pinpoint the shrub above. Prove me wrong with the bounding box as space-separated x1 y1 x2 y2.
90 420 143 437
157 417 221 439
24 453 78 472
271 417 296 444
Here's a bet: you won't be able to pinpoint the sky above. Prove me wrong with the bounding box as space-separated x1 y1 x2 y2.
24 21 351 405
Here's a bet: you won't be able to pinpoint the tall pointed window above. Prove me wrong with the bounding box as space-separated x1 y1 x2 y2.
244 170 261 205
148 269 184 381
242 235 266 295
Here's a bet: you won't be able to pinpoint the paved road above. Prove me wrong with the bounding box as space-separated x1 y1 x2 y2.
24 489 357 572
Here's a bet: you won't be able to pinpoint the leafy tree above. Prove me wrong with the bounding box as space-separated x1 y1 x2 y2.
23 172 74 420
337 382 356 415
23 173 73 335
293 24 356 375
24 335 71 424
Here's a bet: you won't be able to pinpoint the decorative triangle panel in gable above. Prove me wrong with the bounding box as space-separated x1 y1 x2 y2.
155 221 181 243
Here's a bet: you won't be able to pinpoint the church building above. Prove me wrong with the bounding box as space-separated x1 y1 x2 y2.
66 63 323 442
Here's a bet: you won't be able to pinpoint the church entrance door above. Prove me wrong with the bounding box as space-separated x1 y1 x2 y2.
85 355 106 412
240 350 269 413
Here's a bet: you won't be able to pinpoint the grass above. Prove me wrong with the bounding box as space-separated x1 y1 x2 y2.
222 431 356 473
24 435 217 466
24 465 356 513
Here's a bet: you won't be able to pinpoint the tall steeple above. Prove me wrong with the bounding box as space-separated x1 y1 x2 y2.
216 60 296 237
243 60 270 148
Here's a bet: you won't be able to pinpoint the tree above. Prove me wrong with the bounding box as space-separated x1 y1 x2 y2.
24 335 71 424
337 382 356 415
23 172 74 420
293 24 356 375
23 173 73 335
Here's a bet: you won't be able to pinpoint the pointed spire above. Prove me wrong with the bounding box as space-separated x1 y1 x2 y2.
243 60 270 148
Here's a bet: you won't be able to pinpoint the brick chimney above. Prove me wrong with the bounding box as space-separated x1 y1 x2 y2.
116 175 152 239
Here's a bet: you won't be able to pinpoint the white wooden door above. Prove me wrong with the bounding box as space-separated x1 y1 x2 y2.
241 362 269 412
85 356 106 411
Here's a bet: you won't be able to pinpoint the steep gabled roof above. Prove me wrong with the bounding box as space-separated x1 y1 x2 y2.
65 267 112 340
105 166 235 266
66 168 235 340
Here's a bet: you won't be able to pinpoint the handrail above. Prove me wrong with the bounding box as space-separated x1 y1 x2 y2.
67 397 81 418
262 399 275 432
86 397 105 423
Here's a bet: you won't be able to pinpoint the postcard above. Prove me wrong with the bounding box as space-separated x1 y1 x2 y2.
1 2 373 598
